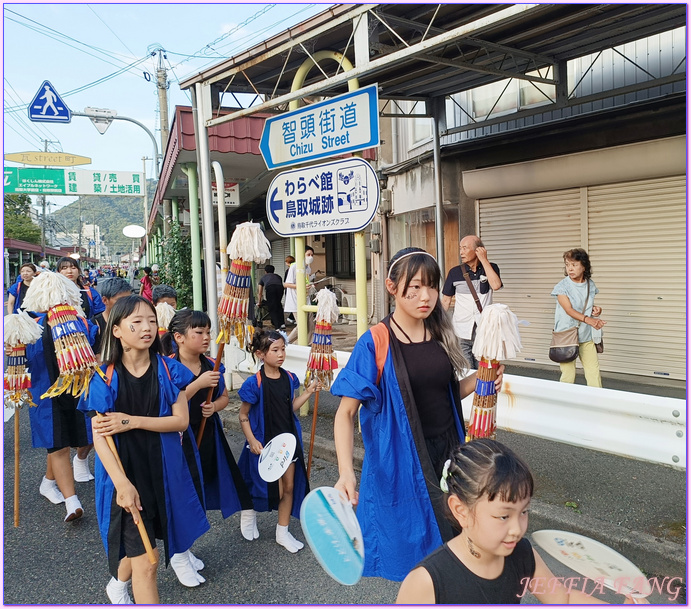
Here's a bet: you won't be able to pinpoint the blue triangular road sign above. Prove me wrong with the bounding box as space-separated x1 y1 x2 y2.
28 81 71 123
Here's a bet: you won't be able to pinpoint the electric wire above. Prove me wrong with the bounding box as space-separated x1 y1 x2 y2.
4 77 63 146
86 4 137 57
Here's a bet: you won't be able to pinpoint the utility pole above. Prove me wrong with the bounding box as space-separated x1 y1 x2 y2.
143 157 150 265
157 50 172 237
39 139 59 259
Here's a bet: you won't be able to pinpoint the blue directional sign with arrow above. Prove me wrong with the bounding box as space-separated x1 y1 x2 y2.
28 81 71 123
266 157 380 238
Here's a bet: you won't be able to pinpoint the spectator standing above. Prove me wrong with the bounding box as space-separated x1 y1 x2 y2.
283 256 295 324
258 265 285 330
551 248 606 387
7 262 37 314
441 236 502 368
284 247 314 342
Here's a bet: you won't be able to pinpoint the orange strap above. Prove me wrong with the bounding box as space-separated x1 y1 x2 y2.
369 323 390 385
104 356 171 386
255 369 294 389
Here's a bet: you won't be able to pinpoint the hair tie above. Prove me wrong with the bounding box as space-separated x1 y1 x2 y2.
440 459 451 493
387 251 437 280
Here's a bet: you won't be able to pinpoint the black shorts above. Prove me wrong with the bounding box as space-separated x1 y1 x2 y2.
121 509 156 559
48 394 89 451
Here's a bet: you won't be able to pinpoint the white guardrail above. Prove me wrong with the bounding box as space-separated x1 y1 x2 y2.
225 341 686 471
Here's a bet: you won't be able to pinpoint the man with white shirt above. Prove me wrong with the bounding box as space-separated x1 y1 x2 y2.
441 235 502 368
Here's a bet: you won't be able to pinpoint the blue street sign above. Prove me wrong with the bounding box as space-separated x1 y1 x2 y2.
259 84 379 170
28 81 71 123
266 157 380 238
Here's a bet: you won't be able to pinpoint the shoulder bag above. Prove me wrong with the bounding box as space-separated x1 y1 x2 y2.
549 281 589 363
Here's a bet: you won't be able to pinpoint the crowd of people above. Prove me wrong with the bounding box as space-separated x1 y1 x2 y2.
7 239 621 605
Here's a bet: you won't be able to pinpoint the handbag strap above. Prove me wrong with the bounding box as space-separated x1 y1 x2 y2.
461 264 483 313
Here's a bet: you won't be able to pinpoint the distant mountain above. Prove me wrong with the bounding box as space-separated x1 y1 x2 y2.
51 180 157 254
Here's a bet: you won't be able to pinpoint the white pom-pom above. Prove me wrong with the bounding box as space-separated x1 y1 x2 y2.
472 303 522 361
4 311 43 346
155 302 176 330
21 271 83 313
228 221 272 263
315 288 340 324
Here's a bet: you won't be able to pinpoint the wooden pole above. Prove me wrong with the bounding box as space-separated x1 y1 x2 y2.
196 341 225 448
14 411 20 527
306 389 320 480
97 413 156 565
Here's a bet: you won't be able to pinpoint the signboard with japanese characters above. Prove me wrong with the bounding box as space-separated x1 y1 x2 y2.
259 84 379 170
266 157 380 237
211 181 240 207
3 167 143 196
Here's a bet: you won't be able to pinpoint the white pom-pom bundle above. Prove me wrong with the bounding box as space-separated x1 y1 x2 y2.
472 303 522 361
228 221 272 263
4 311 43 346
315 288 340 324
21 271 85 316
155 302 176 332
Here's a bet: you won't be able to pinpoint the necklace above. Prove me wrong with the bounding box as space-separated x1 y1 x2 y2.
390 315 426 343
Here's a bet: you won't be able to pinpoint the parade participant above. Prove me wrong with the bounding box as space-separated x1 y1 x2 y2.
552 248 606 387
442 236 502 369
237 329 317 552
78 295 209 605
138 266 154 302
152 284 177 308
7 262 37 314
396 439 640 604
57 255 105 480
331 247 504 581
92 278 134 358
23 272 94 520
163 309 253 586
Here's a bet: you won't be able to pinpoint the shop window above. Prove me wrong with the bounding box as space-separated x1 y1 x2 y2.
325 232 371 279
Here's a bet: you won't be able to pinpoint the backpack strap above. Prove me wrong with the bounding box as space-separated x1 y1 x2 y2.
369 322 390 385
105 363 115 386
160 356 172 380
255 370 262 388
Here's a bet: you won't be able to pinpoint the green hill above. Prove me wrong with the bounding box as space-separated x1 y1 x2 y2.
51 180 157 255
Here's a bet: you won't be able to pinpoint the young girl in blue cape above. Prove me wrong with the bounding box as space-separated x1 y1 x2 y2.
163 309 254 586
237 329 318 553
396 439 643 604
78 295 209 605
331 247 504 582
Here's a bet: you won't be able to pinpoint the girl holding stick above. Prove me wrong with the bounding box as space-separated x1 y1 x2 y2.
162 309 254 586
78 295 209 604
331 247 505 581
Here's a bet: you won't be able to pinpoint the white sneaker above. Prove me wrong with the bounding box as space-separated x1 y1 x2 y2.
106 577 133 604
276 524 304 553
187 549 204 571
240 509 259 540
73 454 94 482
170 552 200 587
39 476 65 504
64 495 84 522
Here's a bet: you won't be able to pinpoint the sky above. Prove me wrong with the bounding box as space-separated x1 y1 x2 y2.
3 2 331 215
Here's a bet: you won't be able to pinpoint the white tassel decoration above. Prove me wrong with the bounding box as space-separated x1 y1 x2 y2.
472 303 522 361
4 311 43 346
315 289 340 324
21 271 85 316
227 221 272 263
155 302 176 331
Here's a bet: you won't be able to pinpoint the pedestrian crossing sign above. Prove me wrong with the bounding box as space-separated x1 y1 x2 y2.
28 81 71 123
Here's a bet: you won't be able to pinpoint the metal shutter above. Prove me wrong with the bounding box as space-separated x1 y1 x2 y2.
587 176 686 379
478 188 583 366
479 176 686 380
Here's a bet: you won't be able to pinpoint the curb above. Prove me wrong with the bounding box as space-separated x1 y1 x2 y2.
220 412 685 581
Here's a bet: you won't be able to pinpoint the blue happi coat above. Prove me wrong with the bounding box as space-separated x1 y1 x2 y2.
78 355 210 574
330 324 466 582
25 313 93 448
237 368 308 519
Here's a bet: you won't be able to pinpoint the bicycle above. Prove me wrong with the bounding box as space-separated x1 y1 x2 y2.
309 276 349 324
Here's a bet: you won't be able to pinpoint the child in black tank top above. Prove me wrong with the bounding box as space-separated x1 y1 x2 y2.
396 440 642 605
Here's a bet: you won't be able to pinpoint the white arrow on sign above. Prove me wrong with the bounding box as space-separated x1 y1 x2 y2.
266 157 380 238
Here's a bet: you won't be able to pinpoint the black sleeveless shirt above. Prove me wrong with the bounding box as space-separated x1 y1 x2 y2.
417 537 535 604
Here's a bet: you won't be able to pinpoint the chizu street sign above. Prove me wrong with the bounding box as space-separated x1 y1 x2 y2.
259 84 379 170
266 157 380 237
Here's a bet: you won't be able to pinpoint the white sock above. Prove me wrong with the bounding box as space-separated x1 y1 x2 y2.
240 509 258 541
276 524 304 553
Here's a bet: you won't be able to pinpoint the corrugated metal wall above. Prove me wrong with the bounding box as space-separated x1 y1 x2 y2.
479 176 686 380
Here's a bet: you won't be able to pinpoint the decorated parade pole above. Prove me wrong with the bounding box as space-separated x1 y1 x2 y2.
305 289 340 479
4 311 43 527
466 303 522 441
201 221 272 447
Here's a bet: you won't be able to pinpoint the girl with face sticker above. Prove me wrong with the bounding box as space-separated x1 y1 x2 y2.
78 295 209 604
331 247 505 581
236 329 319 553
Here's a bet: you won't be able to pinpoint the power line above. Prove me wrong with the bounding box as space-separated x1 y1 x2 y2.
4 77 63 146
86 4 137 57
